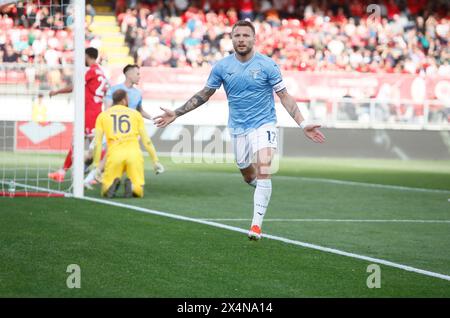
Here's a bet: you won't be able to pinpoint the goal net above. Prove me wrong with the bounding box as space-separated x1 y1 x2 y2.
0 0 84 197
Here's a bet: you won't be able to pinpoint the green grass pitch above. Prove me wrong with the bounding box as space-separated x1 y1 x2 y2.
1 154 450 297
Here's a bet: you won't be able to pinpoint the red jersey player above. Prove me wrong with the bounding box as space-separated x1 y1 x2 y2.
48 47 108 182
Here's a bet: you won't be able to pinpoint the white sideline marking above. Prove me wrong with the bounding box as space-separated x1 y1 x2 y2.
278 175 450 194
199 171 450 194
81 196 450 282
198 218 450 224
0 181 71 197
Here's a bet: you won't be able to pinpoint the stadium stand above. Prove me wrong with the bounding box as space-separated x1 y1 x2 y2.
1 0 448 75
112 0 449 74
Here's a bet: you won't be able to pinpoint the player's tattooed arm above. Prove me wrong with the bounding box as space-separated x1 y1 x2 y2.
276 89 304 124
174 87 216 117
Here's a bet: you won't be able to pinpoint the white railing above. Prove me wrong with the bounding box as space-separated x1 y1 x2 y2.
307 98 449 130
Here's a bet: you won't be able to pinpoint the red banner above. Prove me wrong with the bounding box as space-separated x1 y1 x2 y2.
108 67 450 104
16 121 72 151
0 69 27 84
3 65 447 104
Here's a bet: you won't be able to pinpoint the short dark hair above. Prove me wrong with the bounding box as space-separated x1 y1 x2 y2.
112 89 128 105
231 20 255 35
85 47 98 60
123 64 139 74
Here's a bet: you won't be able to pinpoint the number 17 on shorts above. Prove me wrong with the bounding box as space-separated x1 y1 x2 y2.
232 124 280 174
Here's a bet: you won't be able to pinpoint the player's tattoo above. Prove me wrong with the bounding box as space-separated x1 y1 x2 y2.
175 87 216 117
287 105 300 119
280 95 301 119
277 89 301 120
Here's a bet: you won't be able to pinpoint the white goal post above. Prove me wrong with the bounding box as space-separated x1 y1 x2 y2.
73 0 85 198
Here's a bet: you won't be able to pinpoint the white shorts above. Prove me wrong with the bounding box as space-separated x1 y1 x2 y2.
231 123 278 170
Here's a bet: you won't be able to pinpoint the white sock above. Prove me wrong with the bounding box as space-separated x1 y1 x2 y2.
252 179 272 228
84 169 97 184
248 178 257 188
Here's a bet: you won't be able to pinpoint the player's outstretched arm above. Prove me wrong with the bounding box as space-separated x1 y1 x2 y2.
276 88 325 144
154 87 216 127
49 85 74 98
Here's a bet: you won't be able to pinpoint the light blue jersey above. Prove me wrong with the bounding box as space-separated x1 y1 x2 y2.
206 52 285 135
105 83 143 110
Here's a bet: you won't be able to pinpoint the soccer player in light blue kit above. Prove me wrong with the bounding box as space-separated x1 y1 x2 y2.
155 20 325 240
84 64 163 188
105 64 152 120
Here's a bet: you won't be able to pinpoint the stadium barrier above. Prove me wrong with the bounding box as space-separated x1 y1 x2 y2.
1 64 449 159
1 121 449 160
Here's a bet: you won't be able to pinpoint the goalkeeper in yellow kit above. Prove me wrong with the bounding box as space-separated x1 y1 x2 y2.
93 89 164 198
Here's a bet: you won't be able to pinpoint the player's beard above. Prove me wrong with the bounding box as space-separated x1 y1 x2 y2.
235 45 253 56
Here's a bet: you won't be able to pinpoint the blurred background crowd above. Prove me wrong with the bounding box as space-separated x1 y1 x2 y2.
0 0 448 75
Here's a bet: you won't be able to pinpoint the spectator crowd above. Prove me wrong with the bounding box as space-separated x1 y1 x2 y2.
1 0 449 76
119 0 449 75
0 1 99 89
